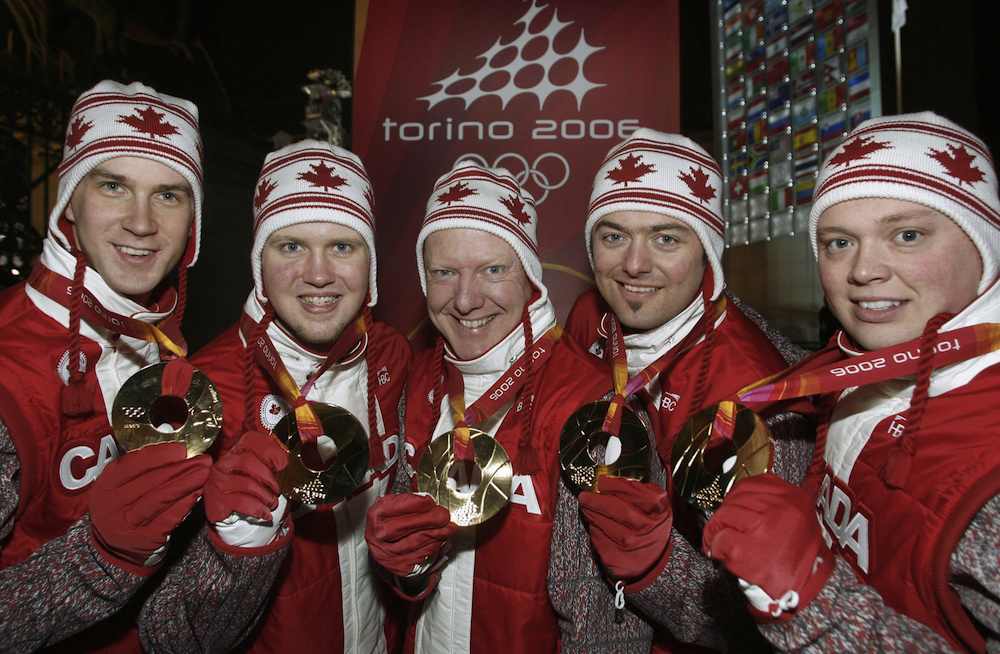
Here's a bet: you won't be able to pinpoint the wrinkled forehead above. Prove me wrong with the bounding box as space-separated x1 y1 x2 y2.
423 227 520 265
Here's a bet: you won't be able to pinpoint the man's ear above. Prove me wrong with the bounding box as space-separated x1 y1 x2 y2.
65 202 77 224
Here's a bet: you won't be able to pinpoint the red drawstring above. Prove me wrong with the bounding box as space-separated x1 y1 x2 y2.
362 306 386 470
687 291 719 422
61 251 92 417
242 304 274 433
516 302 539 474
881 312 952 489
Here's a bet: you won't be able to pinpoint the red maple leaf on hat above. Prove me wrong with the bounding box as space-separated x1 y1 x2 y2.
297 161 347 191
117 106 180 139
606 153 656 186
254 177 277 210
363 185 376 212
828 135 892 167
927 143 986 187
500 194 532 225
678 166 717 204
65 115 93 150
437 181 477 205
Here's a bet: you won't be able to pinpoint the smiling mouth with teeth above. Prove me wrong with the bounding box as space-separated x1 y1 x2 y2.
857 300 903 310
115 244 154 257
300 296 340 306
621 282 658 294
458 316 495 329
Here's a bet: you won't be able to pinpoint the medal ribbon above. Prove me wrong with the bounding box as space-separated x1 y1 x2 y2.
239 310 368 447
600 297 728 436
444 325 562 461
29 264 187 359
708 322 1000 440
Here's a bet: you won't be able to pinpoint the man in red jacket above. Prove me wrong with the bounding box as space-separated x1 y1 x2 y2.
549 128 812 652
365 161 624 654
0 80 211 651
139 139 411 652
704 113 1000 652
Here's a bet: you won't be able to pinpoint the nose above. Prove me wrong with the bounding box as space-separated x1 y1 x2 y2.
122 197 156 237
302 250 335 286
622 239 652 277
849 241 890 285
453 273 484 314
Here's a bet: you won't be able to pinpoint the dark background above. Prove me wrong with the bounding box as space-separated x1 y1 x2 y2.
2 1 997 351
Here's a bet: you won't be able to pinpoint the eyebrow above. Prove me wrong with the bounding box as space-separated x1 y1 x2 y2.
598 220 691 234
87 167 191 194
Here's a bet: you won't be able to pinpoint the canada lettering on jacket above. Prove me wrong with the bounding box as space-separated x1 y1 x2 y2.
817 473 870 573
59 434 119 491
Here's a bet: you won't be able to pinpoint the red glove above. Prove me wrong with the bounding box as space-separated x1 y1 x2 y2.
702 474 834 621
365 494 456 578
204 431 288 523
578 476 673 586
90 442 211 568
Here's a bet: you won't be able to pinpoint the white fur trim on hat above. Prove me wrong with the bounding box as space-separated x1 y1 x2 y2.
251 140 378 306
50 80 204 266
809 111 1000 293
585 128 726 300
416 161 547 302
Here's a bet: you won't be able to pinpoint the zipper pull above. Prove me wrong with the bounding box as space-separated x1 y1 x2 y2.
614 580 625 624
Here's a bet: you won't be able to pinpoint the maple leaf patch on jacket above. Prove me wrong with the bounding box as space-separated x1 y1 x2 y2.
678 166 717 204
117 106 180 139
297 161 348 191
927 143 986 187
605 153 656 186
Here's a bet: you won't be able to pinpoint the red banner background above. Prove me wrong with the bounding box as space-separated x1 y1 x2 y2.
353 0 679 341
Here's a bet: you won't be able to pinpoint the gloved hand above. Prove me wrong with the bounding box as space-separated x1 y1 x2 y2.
204 431 288 523
90 441 211 567
365 493 456 578
578 476 673 584
702 474 834 621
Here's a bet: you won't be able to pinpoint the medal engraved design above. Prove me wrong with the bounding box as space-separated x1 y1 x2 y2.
416 428 513 527
672 402 773 515
273 402 369 505
112 362 222 457
560 401 650 494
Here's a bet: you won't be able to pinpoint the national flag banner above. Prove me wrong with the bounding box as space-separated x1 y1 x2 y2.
848 70 871 102
793 125 818 151
353 0 680 337
766 35 788 59
847 42 868 74
819 110 847 142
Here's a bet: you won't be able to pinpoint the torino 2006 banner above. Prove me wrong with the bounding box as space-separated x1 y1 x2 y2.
353 0 679 338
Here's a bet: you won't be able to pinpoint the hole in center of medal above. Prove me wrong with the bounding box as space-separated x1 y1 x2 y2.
149 395 188 432
299 435 338 471
446 460 482 497
588 431 622 465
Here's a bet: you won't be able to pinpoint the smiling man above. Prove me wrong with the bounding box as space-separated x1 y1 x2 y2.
552 128 813 652
704 112 1000 652
139 140 411 652
0 80 211 650
365 161 620 654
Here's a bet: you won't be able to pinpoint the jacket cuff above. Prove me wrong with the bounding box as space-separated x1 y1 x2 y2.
89 531 158 578
207 516 293 558
625 536 674 594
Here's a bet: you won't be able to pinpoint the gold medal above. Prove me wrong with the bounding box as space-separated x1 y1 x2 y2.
672 402 773 514
111 362 222 457
272 402 369 505
416 429 513 527
559 401 650 493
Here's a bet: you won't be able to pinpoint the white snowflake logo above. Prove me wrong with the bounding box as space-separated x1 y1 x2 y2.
419 1 605 111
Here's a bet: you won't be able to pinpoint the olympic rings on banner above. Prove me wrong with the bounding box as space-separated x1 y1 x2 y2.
455 152 571 204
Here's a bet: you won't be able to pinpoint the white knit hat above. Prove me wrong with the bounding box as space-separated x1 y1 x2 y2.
416 160 546 302
251 139 377 306
51 80 204 266
586 128 726 300
809 112 1000 293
